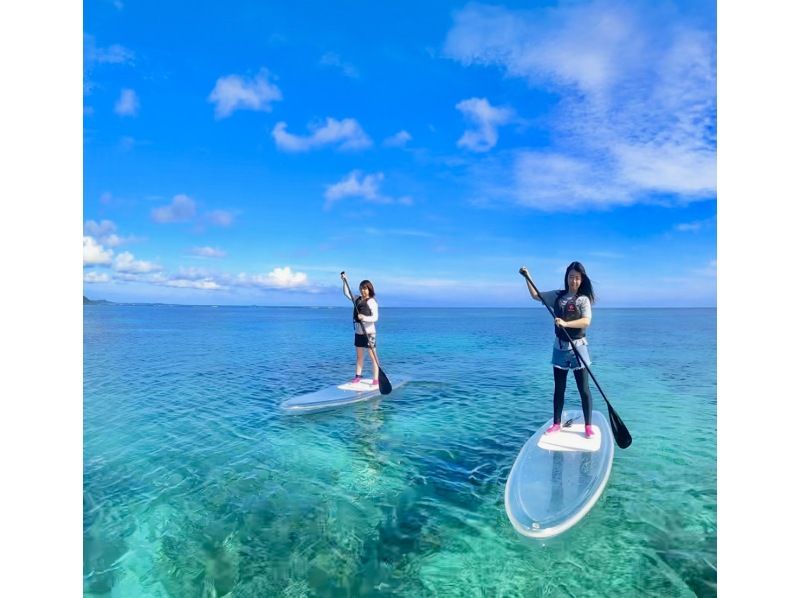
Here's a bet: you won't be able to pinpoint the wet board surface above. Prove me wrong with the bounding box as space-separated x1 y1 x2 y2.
280 376 410 414
505 409 614 539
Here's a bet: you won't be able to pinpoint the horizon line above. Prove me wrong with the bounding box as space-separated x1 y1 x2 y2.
84 298 716 309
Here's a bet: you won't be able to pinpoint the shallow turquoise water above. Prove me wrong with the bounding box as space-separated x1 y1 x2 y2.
84 306 716 597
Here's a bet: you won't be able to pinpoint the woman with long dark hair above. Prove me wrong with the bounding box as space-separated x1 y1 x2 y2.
341 272 380 387
521 262 597 438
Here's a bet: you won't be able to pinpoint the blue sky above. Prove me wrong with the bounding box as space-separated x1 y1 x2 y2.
83 0 716 307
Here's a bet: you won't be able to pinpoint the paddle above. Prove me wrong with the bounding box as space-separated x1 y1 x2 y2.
519 268 632 449
341 273 393 395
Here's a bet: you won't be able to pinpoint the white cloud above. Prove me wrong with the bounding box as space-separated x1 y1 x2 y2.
114 89 139 116
237 267 309 289
83 36 135 97
87 220 143 250
83 236 113 266
206 210 235 227
84 219 115 241
612 142 716 196
190 246 227 258
84 36 135 65
114 251 161 274
383 130 412 147
175 266 212 279
208 69 282 119
456 97 515 152
84 219 136 248
151 194 197 223
444 2 716 209
510 151 635 211
324 171 392 208
320 52 359 78
272 117 372 152
165 278 222 290
444 3 643 96
84 271 111 283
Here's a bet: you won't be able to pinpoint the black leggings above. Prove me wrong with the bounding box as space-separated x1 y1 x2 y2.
553 367 593 425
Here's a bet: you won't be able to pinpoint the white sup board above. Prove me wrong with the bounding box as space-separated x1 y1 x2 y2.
505 409 614 539
280 376 409 414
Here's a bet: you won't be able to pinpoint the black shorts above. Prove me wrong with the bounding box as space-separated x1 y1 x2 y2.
354 333 376 349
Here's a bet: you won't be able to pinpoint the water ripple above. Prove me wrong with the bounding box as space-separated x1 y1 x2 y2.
85 306 716 596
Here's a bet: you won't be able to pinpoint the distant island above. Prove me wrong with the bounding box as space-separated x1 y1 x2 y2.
84 296 115 305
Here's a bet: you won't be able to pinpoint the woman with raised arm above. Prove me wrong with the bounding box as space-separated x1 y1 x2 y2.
521 262 596 438
341 272 380 387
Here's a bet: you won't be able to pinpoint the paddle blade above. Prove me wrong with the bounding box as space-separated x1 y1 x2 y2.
606 404 632 449
378 367 392 395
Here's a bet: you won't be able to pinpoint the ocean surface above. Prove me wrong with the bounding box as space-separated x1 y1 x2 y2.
84 306 716 597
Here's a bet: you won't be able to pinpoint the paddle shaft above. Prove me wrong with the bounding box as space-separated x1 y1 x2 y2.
520 269 631 448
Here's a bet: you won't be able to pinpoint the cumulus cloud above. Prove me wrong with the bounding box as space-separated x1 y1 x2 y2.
325 171 383 205
84 220 122 247
83 236 113 266
444 1 716 210
84 271 111 283
383 130 412 147
151 194 197 223
114 251 161 274
325 170 414 209
114 89 139 116
323 171 412 209
86 220 111 236
190 246 227 258
320 52 359 78
456 97 515 152
272 117 371 152
237 267 309 289
208 69 282 119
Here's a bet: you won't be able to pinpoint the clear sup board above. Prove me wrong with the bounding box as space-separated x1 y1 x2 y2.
280 376 409 414
505 409 614 538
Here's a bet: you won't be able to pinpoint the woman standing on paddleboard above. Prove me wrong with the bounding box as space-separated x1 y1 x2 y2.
341 272 380 387
521 262 596 438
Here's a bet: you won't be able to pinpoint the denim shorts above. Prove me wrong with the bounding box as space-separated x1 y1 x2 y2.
551 342 591 370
